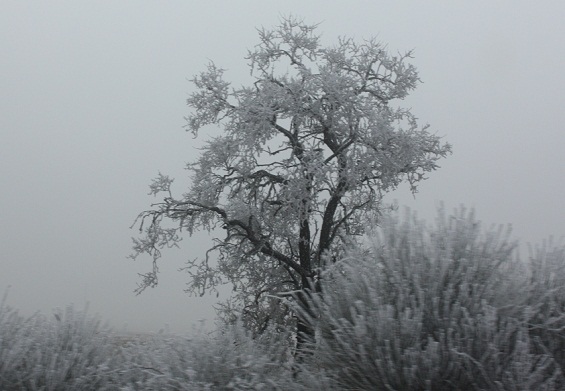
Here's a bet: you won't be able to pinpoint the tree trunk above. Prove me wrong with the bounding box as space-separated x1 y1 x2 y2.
294 276 317 364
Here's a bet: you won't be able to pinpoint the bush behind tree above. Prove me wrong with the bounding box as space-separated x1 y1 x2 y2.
292 206 565 390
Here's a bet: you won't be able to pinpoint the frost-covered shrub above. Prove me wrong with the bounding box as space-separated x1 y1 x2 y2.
0 299 117 390
294 207 565 390
0 295 310 390
114 321 296 390
0 296 35 388
525 241 565 376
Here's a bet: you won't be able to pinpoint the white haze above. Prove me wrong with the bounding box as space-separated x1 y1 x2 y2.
1 1 564 333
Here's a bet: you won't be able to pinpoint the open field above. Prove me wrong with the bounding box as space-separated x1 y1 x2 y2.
2 211 565 390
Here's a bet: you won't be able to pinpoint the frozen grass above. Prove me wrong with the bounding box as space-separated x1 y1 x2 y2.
1 207 564 390
0 296 300 390
0 299 118 390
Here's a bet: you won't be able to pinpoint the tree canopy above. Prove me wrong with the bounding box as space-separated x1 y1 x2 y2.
130 17 451 334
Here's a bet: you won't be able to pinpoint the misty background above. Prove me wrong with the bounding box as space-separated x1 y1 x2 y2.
1 1 564 334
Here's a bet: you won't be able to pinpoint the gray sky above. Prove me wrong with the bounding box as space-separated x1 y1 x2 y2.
1 1 564 334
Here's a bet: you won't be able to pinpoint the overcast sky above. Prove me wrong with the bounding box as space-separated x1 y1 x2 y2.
1 1 564 334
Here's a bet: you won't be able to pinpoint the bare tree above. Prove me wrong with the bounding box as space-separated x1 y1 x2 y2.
130 17 451 346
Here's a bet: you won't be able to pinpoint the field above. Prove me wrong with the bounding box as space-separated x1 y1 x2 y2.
2 210 565 390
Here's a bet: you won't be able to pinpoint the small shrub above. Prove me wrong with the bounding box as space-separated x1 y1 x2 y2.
0 299 117 390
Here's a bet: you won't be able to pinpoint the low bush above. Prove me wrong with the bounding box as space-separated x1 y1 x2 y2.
0 299 117 390
0 296 298 390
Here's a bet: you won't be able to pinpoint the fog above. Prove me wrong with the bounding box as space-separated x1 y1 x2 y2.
1 1 564 334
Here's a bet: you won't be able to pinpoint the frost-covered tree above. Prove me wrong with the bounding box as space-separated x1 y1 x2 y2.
130 17 451 340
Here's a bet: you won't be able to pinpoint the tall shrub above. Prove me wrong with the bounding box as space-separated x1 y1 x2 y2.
294 207 564 390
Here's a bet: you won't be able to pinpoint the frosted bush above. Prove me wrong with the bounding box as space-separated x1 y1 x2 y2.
525 241 565 375
0 299 117 390
0 295 310 390
293 207 565 390
115 321 296 390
